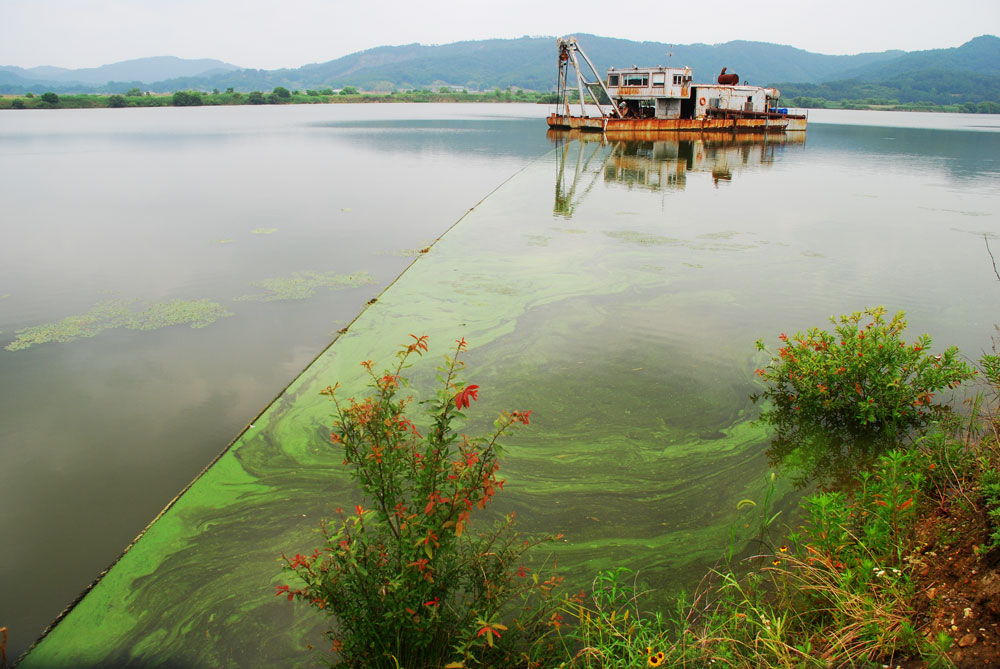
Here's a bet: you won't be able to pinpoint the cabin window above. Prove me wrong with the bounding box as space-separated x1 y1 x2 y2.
622 73 648 86
672 74 683 85
652 72 665 86
607 74 619 87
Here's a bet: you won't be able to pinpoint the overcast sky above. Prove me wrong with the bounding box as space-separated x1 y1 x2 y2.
2 0 999 70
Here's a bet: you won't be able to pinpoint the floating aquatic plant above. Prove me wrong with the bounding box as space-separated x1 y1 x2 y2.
447 273 518 296
605 230 755 251
696 231 740 240
5 298 234 351
234 270 376 302
605 230 680 245
251 228 278 235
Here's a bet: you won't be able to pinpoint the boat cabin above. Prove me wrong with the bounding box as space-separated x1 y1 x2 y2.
606 66 692 119
605 65 781 120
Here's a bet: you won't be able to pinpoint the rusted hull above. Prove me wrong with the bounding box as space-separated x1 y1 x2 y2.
547 128 806 145
547 113 806 133
785 116 808 132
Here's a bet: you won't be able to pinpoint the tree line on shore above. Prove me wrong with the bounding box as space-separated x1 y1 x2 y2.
0 86 561 110
5 84 998 114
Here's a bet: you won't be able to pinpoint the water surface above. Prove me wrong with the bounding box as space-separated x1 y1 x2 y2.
4 104 1000 663
0 103 551 658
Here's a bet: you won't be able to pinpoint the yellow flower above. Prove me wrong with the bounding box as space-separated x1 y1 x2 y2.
779 545 789 553
772 558 782 566
648 651 665 666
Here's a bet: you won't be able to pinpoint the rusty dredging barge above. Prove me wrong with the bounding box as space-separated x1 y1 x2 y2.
548 36 807 134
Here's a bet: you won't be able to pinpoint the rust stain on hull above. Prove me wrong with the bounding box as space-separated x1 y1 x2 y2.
546 113 799 134
547 128 806 145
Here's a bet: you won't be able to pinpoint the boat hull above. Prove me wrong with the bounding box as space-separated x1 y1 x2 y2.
547 113 806 133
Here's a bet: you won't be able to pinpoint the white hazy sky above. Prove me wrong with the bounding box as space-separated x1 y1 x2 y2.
2 0 999 70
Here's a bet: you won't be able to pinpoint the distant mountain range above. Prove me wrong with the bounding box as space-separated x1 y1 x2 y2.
2 34 997 104
0 56 240 89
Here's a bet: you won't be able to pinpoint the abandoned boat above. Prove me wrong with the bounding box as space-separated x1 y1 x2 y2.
547 36 807 134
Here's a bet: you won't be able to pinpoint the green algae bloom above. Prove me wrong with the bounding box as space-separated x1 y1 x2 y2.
234 270 376 302
5 298 234 351
604 230 680 245
605 230 756 251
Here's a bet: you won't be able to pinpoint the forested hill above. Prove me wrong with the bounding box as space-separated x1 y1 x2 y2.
116 35 910 93
2 34 998 109
774 35 1000 109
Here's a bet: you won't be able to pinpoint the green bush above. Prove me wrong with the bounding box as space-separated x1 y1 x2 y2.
171 90 202 106
278 336 562 668
980 456 1000 550
755 307 974 440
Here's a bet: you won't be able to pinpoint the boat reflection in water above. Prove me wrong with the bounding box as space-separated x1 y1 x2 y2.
548 129 805 217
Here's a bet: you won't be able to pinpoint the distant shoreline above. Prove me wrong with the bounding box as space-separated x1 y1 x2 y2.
0 88 558 111
1 90 994 115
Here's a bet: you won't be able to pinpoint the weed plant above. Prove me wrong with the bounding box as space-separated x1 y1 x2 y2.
753 306 975 487
279 337 563 668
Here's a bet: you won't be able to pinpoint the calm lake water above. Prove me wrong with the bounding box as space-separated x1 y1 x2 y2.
3 104 1000 662
0 103 551 658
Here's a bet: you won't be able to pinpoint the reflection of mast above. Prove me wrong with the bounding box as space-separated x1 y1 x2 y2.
553 134 607 218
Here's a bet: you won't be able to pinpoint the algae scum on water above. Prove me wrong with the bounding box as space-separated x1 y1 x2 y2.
5 298 234 351
234 270 376 302
3 270 377 350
